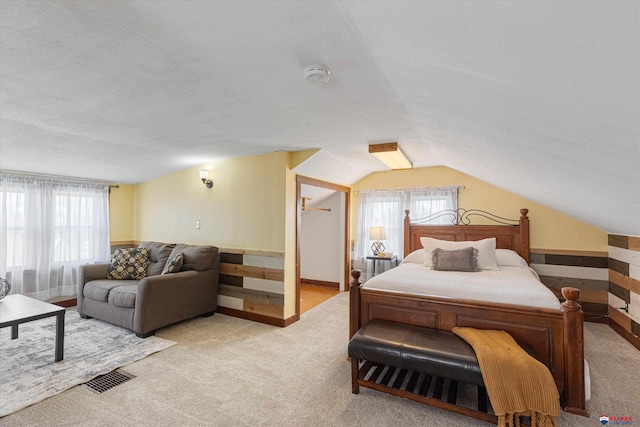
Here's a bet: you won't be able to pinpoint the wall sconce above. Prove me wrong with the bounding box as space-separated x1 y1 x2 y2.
369 226 386 255
369 142 412 170
199 169 213 189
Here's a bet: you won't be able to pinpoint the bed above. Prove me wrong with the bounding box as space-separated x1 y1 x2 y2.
349 208 588 416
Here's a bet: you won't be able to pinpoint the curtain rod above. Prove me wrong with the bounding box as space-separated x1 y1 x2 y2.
0 169 118 188
352 185 464 194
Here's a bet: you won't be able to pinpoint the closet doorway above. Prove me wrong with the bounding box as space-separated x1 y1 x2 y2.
296 175 350 317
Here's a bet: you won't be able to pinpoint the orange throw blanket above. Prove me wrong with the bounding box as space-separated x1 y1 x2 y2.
452 327 559 427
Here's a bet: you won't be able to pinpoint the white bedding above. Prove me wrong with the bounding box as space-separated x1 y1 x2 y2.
363 263 562 310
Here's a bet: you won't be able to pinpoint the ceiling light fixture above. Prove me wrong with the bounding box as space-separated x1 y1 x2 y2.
304 64 331 84
369 142 413 170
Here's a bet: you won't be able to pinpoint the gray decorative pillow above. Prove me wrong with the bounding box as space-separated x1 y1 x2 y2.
432 247 480 272
107 248 150 280
162 252 184 275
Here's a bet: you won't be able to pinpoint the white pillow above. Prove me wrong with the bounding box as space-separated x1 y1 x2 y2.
401 249 425 264
420 237 498 270
495 249 528 267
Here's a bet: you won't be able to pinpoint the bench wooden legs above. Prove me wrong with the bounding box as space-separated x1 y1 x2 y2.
351 358 360 394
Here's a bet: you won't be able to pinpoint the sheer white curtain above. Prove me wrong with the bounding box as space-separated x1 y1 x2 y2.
353 187 458 282
0 173 111 300
406 187 458 224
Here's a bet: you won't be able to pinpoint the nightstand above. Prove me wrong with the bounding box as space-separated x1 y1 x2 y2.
366 254 398 277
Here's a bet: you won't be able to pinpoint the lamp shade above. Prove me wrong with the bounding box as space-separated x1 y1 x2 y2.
369 226 386 241
199 169 209 181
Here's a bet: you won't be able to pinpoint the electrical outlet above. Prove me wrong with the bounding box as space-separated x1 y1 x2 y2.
195 220 201 229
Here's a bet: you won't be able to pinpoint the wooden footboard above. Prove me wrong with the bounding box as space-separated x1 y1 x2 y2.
349 270 588 416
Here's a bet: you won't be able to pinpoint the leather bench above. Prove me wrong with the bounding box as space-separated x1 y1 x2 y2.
348 319 496 423
349 319 484 386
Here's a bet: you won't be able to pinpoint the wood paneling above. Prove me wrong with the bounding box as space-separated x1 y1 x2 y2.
531 248 607 257
609 269 640 294
607 234 640 351
608 258 630 276
219 274 243 287
216 250 286 324
609 282 631 304
544 254 608 268
608 304 632 332
608 235 629 249
244 299 284 318
219 248 284 258
219 284 244 299
220 253 243 265
538 276 608 292
220 263 284 282
532 250 609 321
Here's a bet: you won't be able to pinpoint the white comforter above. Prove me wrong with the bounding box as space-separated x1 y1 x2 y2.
363 263 562 310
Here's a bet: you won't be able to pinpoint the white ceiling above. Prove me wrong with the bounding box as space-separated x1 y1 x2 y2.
0 1 638 235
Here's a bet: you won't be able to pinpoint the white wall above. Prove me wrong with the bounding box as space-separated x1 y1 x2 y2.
300 191 342 283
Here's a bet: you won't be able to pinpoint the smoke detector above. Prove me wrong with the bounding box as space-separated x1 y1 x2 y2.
304 64 331 84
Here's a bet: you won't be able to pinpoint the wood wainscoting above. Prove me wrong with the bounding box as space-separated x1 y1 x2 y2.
530 248 609 323
607 234 640 351
216 248 294 327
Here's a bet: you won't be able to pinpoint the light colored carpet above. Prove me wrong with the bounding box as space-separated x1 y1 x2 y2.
1 293 638 426
0 310 175 417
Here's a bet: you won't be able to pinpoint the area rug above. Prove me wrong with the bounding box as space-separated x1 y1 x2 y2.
0 310 175 417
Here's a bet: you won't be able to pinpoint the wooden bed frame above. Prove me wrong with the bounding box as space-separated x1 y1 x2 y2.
349 208 588 416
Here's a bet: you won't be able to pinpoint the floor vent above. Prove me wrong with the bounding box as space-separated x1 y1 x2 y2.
83 369 135 394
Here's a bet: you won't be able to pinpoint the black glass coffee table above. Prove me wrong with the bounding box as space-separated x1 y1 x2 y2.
0 294 66 361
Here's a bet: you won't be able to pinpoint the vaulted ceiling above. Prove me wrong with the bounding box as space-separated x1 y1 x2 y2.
1 1 638 235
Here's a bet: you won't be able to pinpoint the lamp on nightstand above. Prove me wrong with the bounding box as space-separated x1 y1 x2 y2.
369 226 386 256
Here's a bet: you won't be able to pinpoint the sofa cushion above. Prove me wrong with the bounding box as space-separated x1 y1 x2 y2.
107 248 150 280
84 279 139 302
162 252 184 275
138 242 176 276
168 244 218 272
108 285 138 308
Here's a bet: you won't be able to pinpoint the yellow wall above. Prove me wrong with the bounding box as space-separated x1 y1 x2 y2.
133 152 288 251
108 161 608 323
109 184 135 242
352 166 608 252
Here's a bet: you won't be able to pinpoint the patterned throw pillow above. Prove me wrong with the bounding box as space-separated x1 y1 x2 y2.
161 252 184 275
107 248 150 280
431 247 480 272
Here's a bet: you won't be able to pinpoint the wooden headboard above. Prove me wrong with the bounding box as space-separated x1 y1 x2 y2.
403 208 530 263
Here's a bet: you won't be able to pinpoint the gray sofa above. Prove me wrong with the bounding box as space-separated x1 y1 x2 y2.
78 241 220 337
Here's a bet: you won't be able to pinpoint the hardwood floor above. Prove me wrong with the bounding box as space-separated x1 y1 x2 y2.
300 284 340 314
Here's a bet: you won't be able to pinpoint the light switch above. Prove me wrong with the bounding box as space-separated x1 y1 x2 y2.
195 220 201 229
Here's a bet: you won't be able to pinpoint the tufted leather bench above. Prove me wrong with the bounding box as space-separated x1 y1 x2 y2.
348 319 497 423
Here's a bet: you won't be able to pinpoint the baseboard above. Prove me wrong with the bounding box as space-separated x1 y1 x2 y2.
217 306 299 327
608 317 640 352
300 278 339 289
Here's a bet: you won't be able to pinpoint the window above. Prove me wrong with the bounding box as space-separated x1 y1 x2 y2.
353 186 458 282
0 174 110 300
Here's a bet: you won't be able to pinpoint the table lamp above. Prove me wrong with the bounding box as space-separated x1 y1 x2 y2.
369 226 386 255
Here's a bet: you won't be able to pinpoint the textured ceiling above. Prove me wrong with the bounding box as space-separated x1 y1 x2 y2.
0 1 638 235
